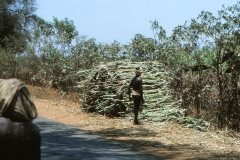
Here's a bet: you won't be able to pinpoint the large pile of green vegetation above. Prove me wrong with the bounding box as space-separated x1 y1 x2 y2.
76 61 211 131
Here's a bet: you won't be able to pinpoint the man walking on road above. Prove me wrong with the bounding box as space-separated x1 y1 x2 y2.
128 67 144 125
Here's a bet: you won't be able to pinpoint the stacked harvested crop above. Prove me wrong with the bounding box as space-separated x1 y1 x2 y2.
76 62 130 116
76 61 211 131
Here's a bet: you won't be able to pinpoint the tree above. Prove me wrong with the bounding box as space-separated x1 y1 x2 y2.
98 40 122 61
0 0 37 53
29 16 80 87
131 34 156 60
73 37 99 69
152 1 240 130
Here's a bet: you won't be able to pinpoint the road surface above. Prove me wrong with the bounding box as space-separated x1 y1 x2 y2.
33 116 164 160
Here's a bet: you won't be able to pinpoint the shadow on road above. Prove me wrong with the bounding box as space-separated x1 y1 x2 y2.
92 127 240 160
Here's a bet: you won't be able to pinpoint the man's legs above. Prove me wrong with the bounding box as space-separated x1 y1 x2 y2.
133 97 141 124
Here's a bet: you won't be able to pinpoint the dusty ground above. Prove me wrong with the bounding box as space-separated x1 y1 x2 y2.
28 85 240 160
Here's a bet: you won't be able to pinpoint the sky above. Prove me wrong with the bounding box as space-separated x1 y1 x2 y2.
36 0 238 44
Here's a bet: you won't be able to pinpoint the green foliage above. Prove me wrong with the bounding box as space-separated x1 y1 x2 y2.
0 0 36 53
98 40 121 61
31 16 78 56
73 37 99 69
131 34 156 60
15 53 41 83
0 49 16 78
160 1 240 130
26 17 78 89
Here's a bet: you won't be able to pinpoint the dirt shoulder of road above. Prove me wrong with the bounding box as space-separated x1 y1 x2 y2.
29 85 240 160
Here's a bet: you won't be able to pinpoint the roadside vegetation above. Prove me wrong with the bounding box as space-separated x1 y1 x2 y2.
2 0 240 132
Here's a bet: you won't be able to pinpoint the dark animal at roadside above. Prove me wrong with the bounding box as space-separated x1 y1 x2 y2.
0 117 41 160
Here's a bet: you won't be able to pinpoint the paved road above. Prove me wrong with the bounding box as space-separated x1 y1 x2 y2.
33 116 164 160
